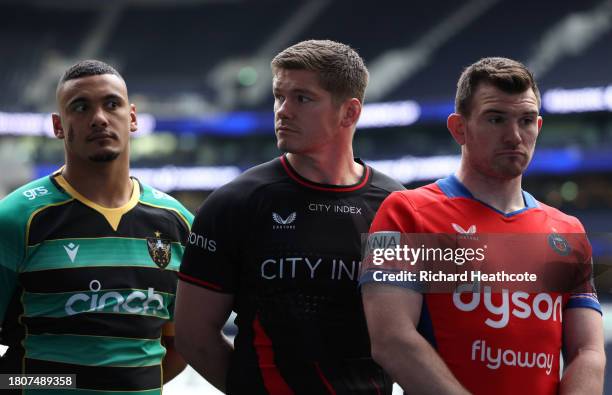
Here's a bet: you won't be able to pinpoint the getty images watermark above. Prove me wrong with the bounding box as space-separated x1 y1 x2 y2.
360 232 595 293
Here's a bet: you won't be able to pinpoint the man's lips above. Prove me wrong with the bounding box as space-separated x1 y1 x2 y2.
87 132 116 142
496 150 525 156
276 126 297 133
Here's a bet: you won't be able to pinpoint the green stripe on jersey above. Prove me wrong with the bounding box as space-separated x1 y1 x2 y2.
23 289 174 319
23 238 183 272
25 334 165 367
24 387 161 395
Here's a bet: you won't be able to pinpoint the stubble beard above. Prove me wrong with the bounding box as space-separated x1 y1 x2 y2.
89 152 120 162
478 156 527 180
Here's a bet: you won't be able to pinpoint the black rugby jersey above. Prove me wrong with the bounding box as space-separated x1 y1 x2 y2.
180 155 404 395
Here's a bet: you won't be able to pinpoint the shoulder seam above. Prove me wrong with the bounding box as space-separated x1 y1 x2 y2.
24 198 75 265
139 201 191 230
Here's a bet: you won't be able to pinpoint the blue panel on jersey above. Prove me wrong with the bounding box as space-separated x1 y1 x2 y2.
436 175 539 217
566 294 602 315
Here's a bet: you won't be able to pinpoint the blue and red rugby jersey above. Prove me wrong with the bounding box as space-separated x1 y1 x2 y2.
361 175 601 395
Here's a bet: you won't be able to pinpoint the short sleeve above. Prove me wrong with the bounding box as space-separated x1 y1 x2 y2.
179 188 241 293
0 204 24 325
565 220 601 314
360 191 420 288
369 191 418 234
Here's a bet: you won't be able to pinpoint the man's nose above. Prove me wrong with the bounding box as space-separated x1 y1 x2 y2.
504 122 522 146
90 106 109 128
275 99 292 120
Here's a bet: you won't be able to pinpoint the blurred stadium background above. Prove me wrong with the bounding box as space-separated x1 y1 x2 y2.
1 0 612 393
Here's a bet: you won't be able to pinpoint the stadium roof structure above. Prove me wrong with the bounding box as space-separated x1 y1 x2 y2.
1 0 611 115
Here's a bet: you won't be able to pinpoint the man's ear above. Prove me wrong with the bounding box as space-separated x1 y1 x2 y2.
130 103 138 132
340 98 362 128
447 113 467 145
537 115 543 135
52 113 65 139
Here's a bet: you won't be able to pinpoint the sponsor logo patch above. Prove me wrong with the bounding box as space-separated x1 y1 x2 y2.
63 242 79 263
23 186 51 200
272 212 296 230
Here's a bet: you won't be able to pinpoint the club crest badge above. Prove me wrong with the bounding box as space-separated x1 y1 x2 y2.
147 231 172 269
548 232 571 256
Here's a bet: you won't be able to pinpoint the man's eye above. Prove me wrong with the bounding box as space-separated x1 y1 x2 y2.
106 101 119 109
522 118 534 125
73 104 87 112
488 116 503 124
297 95 312 103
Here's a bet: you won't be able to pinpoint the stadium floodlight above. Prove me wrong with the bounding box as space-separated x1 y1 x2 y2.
0 112 155 137
357 101 421 128
542 85 612 113
130 166 242 192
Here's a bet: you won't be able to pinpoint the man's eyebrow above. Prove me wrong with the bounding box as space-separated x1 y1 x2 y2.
481 108 539 116
102 93 123 101
293 88 317 96
274 87 318 96
67 96 88 107
68 94 123 106
482 108 506 115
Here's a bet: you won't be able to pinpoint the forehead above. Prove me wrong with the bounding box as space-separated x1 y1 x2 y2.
272 68 324 92
471 83 539 114
57 74 128 104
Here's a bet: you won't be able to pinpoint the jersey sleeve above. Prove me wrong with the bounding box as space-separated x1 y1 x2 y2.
564 220 601 314
359 191 420 288
178 187 242 293
0 200 25 328
369 191 418 234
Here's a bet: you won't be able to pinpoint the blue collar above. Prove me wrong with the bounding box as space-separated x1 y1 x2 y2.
436 175 538 217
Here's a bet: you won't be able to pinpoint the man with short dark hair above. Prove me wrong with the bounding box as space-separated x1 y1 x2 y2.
0 60 193 394
361 57 605 395
175 40 403 394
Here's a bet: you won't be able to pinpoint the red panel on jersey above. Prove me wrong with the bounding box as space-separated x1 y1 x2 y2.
364 175 601 395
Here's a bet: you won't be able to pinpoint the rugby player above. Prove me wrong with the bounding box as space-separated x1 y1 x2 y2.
361 57 605 394
176 40 404 394
0 60 193 394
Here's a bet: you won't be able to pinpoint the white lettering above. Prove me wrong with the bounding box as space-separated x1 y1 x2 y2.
261 259 276 280
305 258 322 279
471 340 555 375
188 232 217 252
453 283 480 312
483 289 509 329
64 281 166 316
453 286 563 328
124 291 146 313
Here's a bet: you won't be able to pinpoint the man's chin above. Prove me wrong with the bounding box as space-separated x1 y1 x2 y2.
88 151 120 163
493 158 530 178
494 165 526 180
276 140 294 153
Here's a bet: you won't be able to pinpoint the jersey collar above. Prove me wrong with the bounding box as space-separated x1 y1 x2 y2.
436 174 538 217
280 155 371 193
53 169 140 231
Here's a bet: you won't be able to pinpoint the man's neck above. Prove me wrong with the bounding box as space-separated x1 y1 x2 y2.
456 167 525 214
61 160 133 208
285 149 363 186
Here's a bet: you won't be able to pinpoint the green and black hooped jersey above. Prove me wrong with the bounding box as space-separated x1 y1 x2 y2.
0 171 193 395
